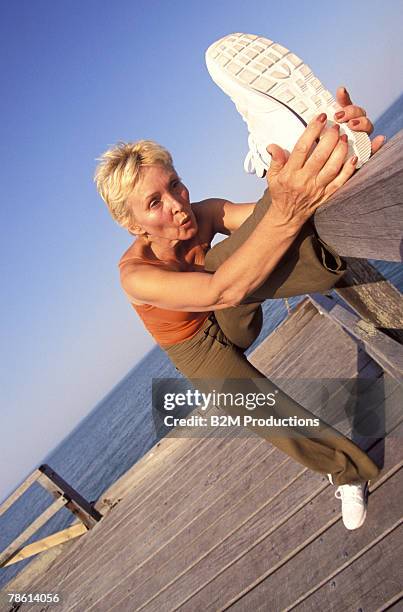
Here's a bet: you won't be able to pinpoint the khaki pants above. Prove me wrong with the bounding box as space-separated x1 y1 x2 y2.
163 189 380 486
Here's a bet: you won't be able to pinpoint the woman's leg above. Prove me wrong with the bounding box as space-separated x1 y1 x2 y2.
204 188 346 348
163 315 380 486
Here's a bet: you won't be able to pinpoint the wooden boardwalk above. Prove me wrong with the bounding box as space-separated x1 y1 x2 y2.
2 297 402 612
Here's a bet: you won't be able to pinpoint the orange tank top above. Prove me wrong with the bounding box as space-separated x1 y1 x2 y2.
118 247 211 347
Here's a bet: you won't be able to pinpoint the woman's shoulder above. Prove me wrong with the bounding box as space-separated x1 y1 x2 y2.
191 199 216 241
119 239 153 267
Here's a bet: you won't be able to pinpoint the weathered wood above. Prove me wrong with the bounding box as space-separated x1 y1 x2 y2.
188 464 403 611
379 594 403 611
314 130 403 261
2 523 88 567
291 523 403 612
0 469 41 518
334 258 403 344
12 415 403 612
57 442 280 611
31 409 243 593
0 496 67 568
71 457 310 612
7 296 403 610
37 465 102 528
327 303 403 382
47 436 263 603
113 429 403 612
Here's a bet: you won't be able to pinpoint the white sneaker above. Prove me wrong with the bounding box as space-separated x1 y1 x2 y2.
205 33 371 177
334 481 369 530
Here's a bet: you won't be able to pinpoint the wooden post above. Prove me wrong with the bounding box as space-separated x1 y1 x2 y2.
334 258 403 344
0 464 102 568
37 465 102 527
314 130 403 261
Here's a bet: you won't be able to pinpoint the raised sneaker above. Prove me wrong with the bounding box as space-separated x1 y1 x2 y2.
335 481 369 530
205 33 371 177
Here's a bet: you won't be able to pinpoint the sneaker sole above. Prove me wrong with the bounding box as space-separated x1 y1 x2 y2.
206 33 371 168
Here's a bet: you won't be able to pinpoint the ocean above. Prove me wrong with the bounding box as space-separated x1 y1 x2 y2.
1 93 402 589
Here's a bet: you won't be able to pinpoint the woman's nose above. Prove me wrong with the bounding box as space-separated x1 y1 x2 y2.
170 198 185 214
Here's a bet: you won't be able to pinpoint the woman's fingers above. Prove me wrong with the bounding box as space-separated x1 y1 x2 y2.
316 133 349 185
336 86 353 108
321 154 358 201
334 103 367 123
303 123 341 175
286 113 328 170
345 115 374 134
371 134 386 155
266 143 288 182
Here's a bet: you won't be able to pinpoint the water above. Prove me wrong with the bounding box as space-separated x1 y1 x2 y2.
1 93 402 589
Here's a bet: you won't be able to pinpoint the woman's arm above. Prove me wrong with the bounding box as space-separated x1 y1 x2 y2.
121 114 356 312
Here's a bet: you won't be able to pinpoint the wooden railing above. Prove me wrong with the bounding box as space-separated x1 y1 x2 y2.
0 465 102 568
314 130 403 262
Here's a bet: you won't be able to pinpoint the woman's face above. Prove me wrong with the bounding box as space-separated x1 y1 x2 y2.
127 164 198 241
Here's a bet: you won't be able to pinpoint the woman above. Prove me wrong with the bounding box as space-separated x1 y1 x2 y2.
95 101 383 529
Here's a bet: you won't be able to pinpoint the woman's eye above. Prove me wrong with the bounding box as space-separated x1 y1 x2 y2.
150 200 160 208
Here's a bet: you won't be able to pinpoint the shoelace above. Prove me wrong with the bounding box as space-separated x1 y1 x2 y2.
335 483 366 503
243 134 267 178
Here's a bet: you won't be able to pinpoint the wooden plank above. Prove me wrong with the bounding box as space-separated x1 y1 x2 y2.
182 429 403 611
24 411 254 595
291 523 403 612
37 465 102 526
0 469 41 518
314 130 403 261
0 496 67 568
334 258 403 344
21 432 260 599
2 523 88 567
249 298 317 362
267 317 361 379
26 436 203 592
326 303 403 381
65 445 287 612
379 594 403 611
227 470 403 610
64 340 403 608
17 418 403 612
71 456 310 612
49 437 268 607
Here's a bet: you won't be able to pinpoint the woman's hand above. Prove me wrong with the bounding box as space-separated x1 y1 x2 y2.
266 113 357 228
333 86 385 155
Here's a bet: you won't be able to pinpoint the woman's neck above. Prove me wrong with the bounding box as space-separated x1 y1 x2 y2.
141 235 188 264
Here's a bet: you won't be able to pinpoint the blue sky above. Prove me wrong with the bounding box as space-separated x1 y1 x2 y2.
1 0 402 501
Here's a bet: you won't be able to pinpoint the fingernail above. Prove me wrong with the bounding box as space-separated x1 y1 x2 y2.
351 119 360 126
340 134 348 143
351 155 358 165
335 111 345 120
332 123 340 131
318 113 327 123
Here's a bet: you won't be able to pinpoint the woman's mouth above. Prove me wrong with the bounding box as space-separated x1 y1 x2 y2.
179 216 192 227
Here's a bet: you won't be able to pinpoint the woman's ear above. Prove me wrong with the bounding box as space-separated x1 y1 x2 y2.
128 224 144 236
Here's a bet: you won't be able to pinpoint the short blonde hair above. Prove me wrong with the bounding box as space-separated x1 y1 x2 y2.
94 140 174 229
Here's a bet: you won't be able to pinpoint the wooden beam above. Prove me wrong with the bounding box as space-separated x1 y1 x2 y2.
37 465 102 528
334 258 403 344
0 469 41 518
1 523 88 567
314 130 403 261
309 295 403 382
0 496 67 568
